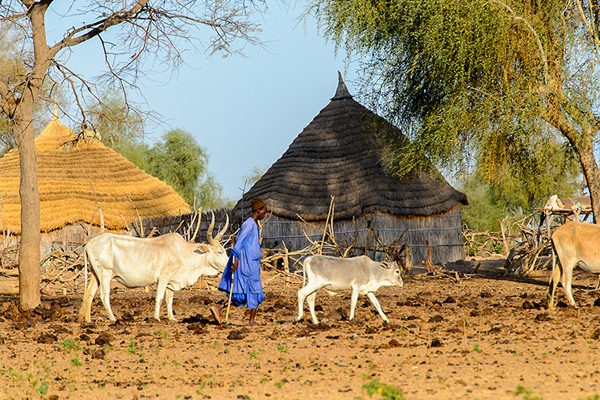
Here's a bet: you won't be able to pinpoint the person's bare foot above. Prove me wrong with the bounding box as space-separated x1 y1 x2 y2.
210 306 222 324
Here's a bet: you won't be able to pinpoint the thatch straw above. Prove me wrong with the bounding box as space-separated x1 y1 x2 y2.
0 117 190 234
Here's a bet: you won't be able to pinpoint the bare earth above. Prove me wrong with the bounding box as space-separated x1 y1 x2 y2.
1 259 600 400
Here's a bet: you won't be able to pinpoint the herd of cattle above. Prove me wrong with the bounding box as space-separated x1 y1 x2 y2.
76 215 596 324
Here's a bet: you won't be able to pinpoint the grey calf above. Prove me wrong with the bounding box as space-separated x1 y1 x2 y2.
296 255 404 324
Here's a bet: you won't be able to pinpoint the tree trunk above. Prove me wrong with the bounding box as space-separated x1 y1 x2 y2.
15 96 41 310
577 147 600 224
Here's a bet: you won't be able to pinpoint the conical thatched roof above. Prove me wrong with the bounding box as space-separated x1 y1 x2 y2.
0 117 190 234
234 74 467 221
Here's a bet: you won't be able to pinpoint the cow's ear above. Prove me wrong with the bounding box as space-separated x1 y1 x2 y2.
195 244 210 254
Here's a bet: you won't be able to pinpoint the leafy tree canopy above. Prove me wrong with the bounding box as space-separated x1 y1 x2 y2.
86 91 148 169
145 129 225 208
312 0 596 217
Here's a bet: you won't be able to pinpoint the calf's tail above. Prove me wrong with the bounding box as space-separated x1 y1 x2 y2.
302 256 311 286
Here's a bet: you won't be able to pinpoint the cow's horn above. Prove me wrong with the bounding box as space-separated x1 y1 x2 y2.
214 214 229 242
207 211 216 245
190 207 202 243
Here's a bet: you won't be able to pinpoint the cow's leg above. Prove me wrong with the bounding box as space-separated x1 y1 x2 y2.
548 251 562 310
78 275 99 323
349 287 359 321
165 289 177 322
366 292 389 323
97 272 117 322
561 261 578 307
154 279 169 321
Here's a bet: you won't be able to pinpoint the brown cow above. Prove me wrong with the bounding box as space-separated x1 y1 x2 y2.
548 221 600 309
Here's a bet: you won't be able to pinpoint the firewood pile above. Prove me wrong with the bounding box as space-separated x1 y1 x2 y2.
0 242 18 268
462 228 506 258
40 243 86 292
504 213 565 275
0 238 86 295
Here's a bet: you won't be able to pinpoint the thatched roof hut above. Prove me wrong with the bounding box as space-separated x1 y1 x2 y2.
233 74 468 264
0 116 190 244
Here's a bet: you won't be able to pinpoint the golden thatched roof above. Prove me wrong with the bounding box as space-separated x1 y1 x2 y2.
0 117 190 234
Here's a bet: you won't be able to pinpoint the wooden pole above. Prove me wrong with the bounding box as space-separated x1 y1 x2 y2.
225 270 234 323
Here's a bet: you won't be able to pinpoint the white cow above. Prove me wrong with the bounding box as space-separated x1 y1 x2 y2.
296 255 404 324
78 214 229 322
549 221 600 309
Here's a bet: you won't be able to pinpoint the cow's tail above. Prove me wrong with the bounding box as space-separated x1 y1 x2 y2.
547 237 560 309
83 246 88 292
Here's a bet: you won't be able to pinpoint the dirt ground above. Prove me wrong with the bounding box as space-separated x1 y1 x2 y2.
1 259 600 400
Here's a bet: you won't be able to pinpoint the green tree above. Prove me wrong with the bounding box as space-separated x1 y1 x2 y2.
244 165 265 186
145 129 224 208
312 0 596 218
460 177 506 232
0 0 263 310
86 91 148 169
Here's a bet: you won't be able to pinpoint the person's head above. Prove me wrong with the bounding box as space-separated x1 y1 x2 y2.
251 197 268 220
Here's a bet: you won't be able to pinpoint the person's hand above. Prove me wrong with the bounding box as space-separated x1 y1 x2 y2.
232 257 239 272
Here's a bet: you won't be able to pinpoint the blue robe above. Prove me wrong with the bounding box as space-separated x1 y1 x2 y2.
218 217 264 308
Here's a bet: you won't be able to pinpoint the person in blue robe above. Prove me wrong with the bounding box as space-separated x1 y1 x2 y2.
211 197 268 326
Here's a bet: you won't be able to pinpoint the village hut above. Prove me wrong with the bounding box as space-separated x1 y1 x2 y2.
0 115 190 247
232 74 468 264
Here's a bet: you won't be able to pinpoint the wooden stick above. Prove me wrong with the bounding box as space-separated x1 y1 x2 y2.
225 270 234 323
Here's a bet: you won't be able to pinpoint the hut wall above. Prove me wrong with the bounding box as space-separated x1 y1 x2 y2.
1 223 107 262
137 209 232 243
260 206 464 265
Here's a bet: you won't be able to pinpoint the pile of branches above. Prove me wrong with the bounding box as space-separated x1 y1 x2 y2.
462 217 513 258
40 243 86 292
0 242 19 268
505 213 564 275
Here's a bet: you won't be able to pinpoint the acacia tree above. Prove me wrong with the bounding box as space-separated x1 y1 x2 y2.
312 1 596 217
0 0 262 310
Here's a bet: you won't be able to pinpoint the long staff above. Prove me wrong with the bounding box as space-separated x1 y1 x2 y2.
225 262 234 323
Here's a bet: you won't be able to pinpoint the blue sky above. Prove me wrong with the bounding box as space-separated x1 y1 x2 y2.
47 2 359 203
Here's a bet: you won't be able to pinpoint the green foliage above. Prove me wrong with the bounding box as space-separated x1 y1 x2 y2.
277 344 288 353
60 339 80 353
145 129 226 208
87 91 148 170
360 376 404 400
312 0 591 216
514 385 543 400
244 165 266 187
460 177 505 232
126 340 144 358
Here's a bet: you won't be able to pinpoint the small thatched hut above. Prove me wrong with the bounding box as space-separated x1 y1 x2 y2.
233 74 468 264
0 116 190 246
